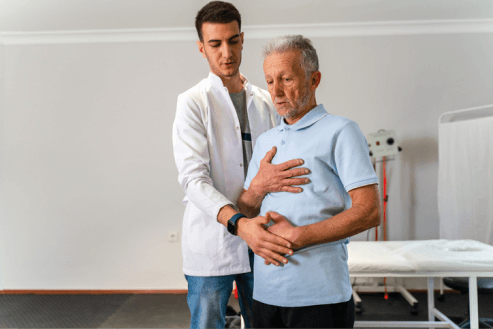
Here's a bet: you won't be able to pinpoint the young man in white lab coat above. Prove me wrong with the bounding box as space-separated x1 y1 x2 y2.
172 2 309 328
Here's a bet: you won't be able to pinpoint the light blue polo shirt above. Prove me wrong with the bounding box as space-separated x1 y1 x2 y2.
244 104 378 307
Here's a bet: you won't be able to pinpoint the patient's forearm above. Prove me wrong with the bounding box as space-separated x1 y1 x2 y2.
298 202 380 248
284 184 381 248
237 188 264 218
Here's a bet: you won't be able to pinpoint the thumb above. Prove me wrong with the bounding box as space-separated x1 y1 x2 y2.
257 214 270 225
261 146 277 164
266 211 284 223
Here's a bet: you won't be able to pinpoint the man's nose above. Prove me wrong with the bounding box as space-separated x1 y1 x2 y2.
273 80 283 96
221 43 233 59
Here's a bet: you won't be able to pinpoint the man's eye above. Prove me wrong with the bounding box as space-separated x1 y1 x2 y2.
211 44 220 48
266 81 273 84
229 40 239 44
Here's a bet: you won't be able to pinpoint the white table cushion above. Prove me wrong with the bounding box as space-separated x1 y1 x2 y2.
348 239 493 273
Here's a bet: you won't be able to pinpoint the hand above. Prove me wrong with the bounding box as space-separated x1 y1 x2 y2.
264 211 304 265
249 147 310 197
237 215 294 266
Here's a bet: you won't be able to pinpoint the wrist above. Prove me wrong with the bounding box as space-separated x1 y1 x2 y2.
227 213 246 236
293 226 308 248
235 216 247 236
249 180 267 200
217 204 237 227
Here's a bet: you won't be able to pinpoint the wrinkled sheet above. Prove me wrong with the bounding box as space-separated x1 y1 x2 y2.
348 239 493 273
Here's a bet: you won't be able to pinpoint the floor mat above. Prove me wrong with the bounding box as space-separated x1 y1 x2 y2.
0 294 132 328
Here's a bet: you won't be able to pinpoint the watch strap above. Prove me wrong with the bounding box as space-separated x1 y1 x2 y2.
228 213 246 235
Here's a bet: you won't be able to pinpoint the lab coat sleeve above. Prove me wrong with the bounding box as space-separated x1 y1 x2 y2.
172 93 233 220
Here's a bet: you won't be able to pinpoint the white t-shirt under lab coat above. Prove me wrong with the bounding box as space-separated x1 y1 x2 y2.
172 72 279 276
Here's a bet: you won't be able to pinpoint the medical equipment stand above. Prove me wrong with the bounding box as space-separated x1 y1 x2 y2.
352 278 419 314
352 130 418 314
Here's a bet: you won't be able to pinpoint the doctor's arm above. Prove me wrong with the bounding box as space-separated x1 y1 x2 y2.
218 146 310 266
231 146 310 266
173 95 303 266
173 94 233 220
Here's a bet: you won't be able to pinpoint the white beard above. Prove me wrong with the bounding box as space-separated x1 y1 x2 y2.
281 84 312 120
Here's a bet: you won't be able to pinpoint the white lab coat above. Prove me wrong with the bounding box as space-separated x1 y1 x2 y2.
172 72 279 276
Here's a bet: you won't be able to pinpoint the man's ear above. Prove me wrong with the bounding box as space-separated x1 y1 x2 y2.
310 71 322 90
197 40 207 58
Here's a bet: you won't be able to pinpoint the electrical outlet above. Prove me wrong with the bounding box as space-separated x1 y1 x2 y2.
168 231 179 242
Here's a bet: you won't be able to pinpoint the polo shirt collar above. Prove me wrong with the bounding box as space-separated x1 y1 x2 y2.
277 104 328 131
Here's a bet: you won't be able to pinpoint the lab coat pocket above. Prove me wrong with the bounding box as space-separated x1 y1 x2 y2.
186 204 224 257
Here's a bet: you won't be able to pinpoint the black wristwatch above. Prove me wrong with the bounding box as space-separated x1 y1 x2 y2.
227 213 246 236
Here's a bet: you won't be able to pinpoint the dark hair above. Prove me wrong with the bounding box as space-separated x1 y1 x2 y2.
195 1 241 41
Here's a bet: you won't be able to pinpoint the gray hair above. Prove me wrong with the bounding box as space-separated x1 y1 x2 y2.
262 35 319 78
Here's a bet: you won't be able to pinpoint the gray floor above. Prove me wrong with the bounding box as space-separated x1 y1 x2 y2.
0 292 492 328
98 294 194 328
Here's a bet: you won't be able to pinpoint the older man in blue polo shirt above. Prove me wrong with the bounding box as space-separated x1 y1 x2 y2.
236 35 381 328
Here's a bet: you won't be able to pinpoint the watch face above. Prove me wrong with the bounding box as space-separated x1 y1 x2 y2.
227 220 236 235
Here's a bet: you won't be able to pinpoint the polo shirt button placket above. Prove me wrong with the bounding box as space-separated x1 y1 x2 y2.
281 127 290 146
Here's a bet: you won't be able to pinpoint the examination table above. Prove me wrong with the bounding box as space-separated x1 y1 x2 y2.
348 239 493 329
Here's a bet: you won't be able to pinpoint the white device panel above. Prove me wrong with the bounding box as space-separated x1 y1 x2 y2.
367 130 399 158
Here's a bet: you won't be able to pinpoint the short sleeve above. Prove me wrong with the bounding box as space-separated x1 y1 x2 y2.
333 121 378 191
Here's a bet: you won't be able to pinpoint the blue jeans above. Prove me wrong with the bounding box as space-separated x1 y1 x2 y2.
185 249 254 329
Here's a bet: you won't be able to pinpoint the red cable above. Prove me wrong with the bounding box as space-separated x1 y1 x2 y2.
383 156 387 242
373 162 378 241
375 219 378 241
382 156 388 299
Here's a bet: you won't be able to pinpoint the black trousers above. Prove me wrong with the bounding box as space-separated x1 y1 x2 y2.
252 296 354 328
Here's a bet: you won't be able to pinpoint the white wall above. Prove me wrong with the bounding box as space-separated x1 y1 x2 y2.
0 44 5 290
1 0 492 32
1 1 493 290
2 41 212 289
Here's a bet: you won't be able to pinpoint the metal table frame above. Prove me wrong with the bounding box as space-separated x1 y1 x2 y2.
351 271 493 329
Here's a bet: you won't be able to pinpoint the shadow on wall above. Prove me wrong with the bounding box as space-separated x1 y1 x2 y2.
399 136 438 240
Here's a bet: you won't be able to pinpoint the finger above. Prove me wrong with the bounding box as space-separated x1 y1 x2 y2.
260 213 272 229
266 211 283 222
261 240 293 256
261 230 292 249
277 159 304 171
265 211 281 222
282 178 311 186
283 167 311 178
264 259 272 266
260 249 289 265
257 251 281 266
256 215 270 225
280 186 304 193
261 146 277 164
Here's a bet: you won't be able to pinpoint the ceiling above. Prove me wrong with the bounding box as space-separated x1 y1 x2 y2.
1 0 492 32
